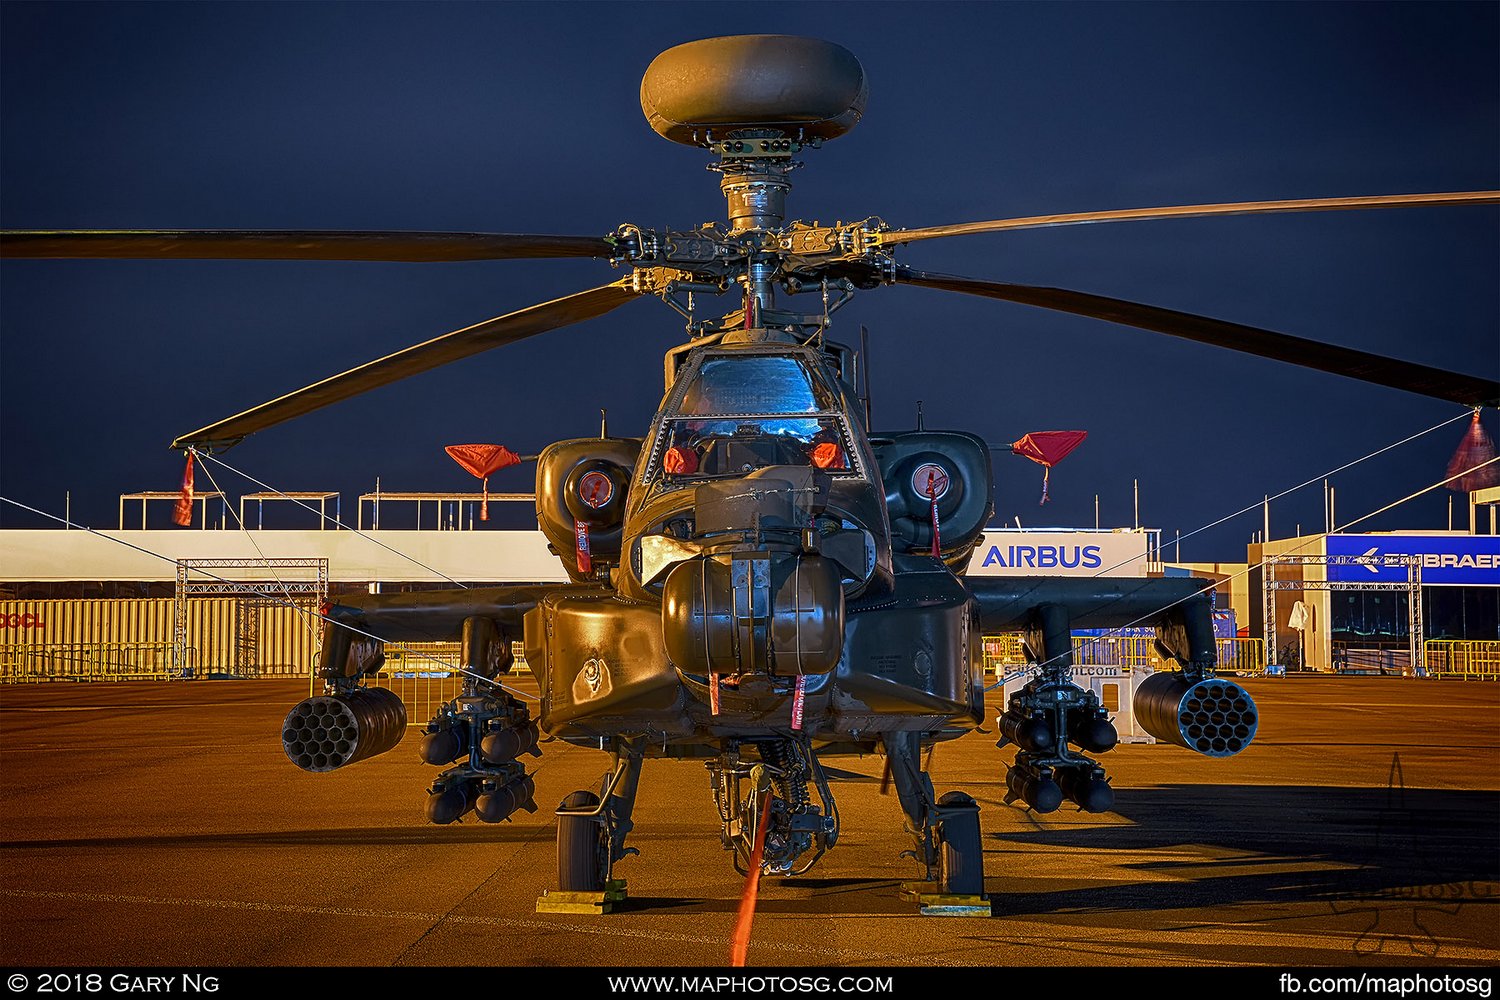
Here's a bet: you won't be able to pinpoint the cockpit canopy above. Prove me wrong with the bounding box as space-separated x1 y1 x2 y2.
644 350 862 486
678 355 835 415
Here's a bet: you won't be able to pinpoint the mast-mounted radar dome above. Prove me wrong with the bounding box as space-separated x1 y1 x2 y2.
641 35 867 147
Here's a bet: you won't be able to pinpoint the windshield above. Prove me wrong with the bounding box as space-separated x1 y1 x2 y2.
673 356 837 416
646 352 861 484
655 415 856 478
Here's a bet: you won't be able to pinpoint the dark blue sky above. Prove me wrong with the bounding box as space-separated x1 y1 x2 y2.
2 2 1496 559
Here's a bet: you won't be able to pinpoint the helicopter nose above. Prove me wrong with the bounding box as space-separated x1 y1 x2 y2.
662 549 843 679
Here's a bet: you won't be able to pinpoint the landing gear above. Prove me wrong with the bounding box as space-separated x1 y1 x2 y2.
557 790 607 892
883 732 988 910
540 734 644 913
709 736 839 877
935 791 983 896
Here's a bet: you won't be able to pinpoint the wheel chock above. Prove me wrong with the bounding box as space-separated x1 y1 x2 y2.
535 879 628 915
900 882 990 916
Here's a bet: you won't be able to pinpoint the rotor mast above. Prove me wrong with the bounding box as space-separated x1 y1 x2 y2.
714 140 797 319
718 145 793 235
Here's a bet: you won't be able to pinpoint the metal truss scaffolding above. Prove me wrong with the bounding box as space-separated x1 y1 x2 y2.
1262 553 1422 674
174 558 329 677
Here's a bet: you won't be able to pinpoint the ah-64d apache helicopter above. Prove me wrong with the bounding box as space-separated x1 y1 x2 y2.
4 35 1496 903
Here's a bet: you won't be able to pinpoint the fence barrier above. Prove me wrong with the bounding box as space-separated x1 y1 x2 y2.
1423 640 1500 681
982 635 1264 679
361 641 530 726
0 642 186 682
6 631 1487 695
0 596 318 679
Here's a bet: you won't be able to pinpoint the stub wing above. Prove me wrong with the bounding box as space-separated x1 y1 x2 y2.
317 583 593 682
965 575 1220 673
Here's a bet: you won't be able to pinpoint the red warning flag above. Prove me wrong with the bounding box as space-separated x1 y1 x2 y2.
791 674 807 730
444 444 522 521
1012 430 1088 505
927 474 942 556
1445 411 1499 493
574 519 592 574
171 453 195 527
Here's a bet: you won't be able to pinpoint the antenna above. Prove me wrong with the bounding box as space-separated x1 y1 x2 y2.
600 408 608 439
860 325 873 428
916 400 925 431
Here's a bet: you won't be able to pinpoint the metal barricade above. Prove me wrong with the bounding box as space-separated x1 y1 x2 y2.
982 634 1262 679
0 642 183 682
1424 640 1500 681
368 642 464 725
349 641 532 726
1217 637 1265 676
981 635 1028 677
1075 636 1160 672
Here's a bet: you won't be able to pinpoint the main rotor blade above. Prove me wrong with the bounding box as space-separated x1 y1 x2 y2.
0 230 615 261
880 191 1500 246
894 267 1499 408
173 280 641 451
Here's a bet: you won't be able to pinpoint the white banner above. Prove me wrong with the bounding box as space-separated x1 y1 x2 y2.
0 529 568 584
965 530 1150 578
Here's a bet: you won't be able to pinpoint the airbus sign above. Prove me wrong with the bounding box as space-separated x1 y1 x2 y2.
966 530 1149 578
1326 534 1500 586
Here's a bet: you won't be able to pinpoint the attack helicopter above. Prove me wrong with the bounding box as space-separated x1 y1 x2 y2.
3 34 1496 903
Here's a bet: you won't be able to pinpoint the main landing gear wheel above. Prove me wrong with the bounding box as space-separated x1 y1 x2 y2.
936 791 983 896
558 790 607 892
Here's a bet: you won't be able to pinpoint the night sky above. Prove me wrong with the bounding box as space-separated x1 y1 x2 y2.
1 2 1496 561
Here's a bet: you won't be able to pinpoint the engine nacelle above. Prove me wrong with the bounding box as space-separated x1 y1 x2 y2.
535 437 641 581
872 431 993 564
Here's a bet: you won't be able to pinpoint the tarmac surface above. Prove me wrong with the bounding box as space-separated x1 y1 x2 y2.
1 674 1496 968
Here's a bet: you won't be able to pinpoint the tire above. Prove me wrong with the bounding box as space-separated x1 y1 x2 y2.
936 791 984 896
557 790 606 892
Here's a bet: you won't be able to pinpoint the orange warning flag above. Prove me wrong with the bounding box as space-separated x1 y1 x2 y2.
1012 430 1088 504
444 444 522 521
171 453 195 527
1446 411 1498 493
